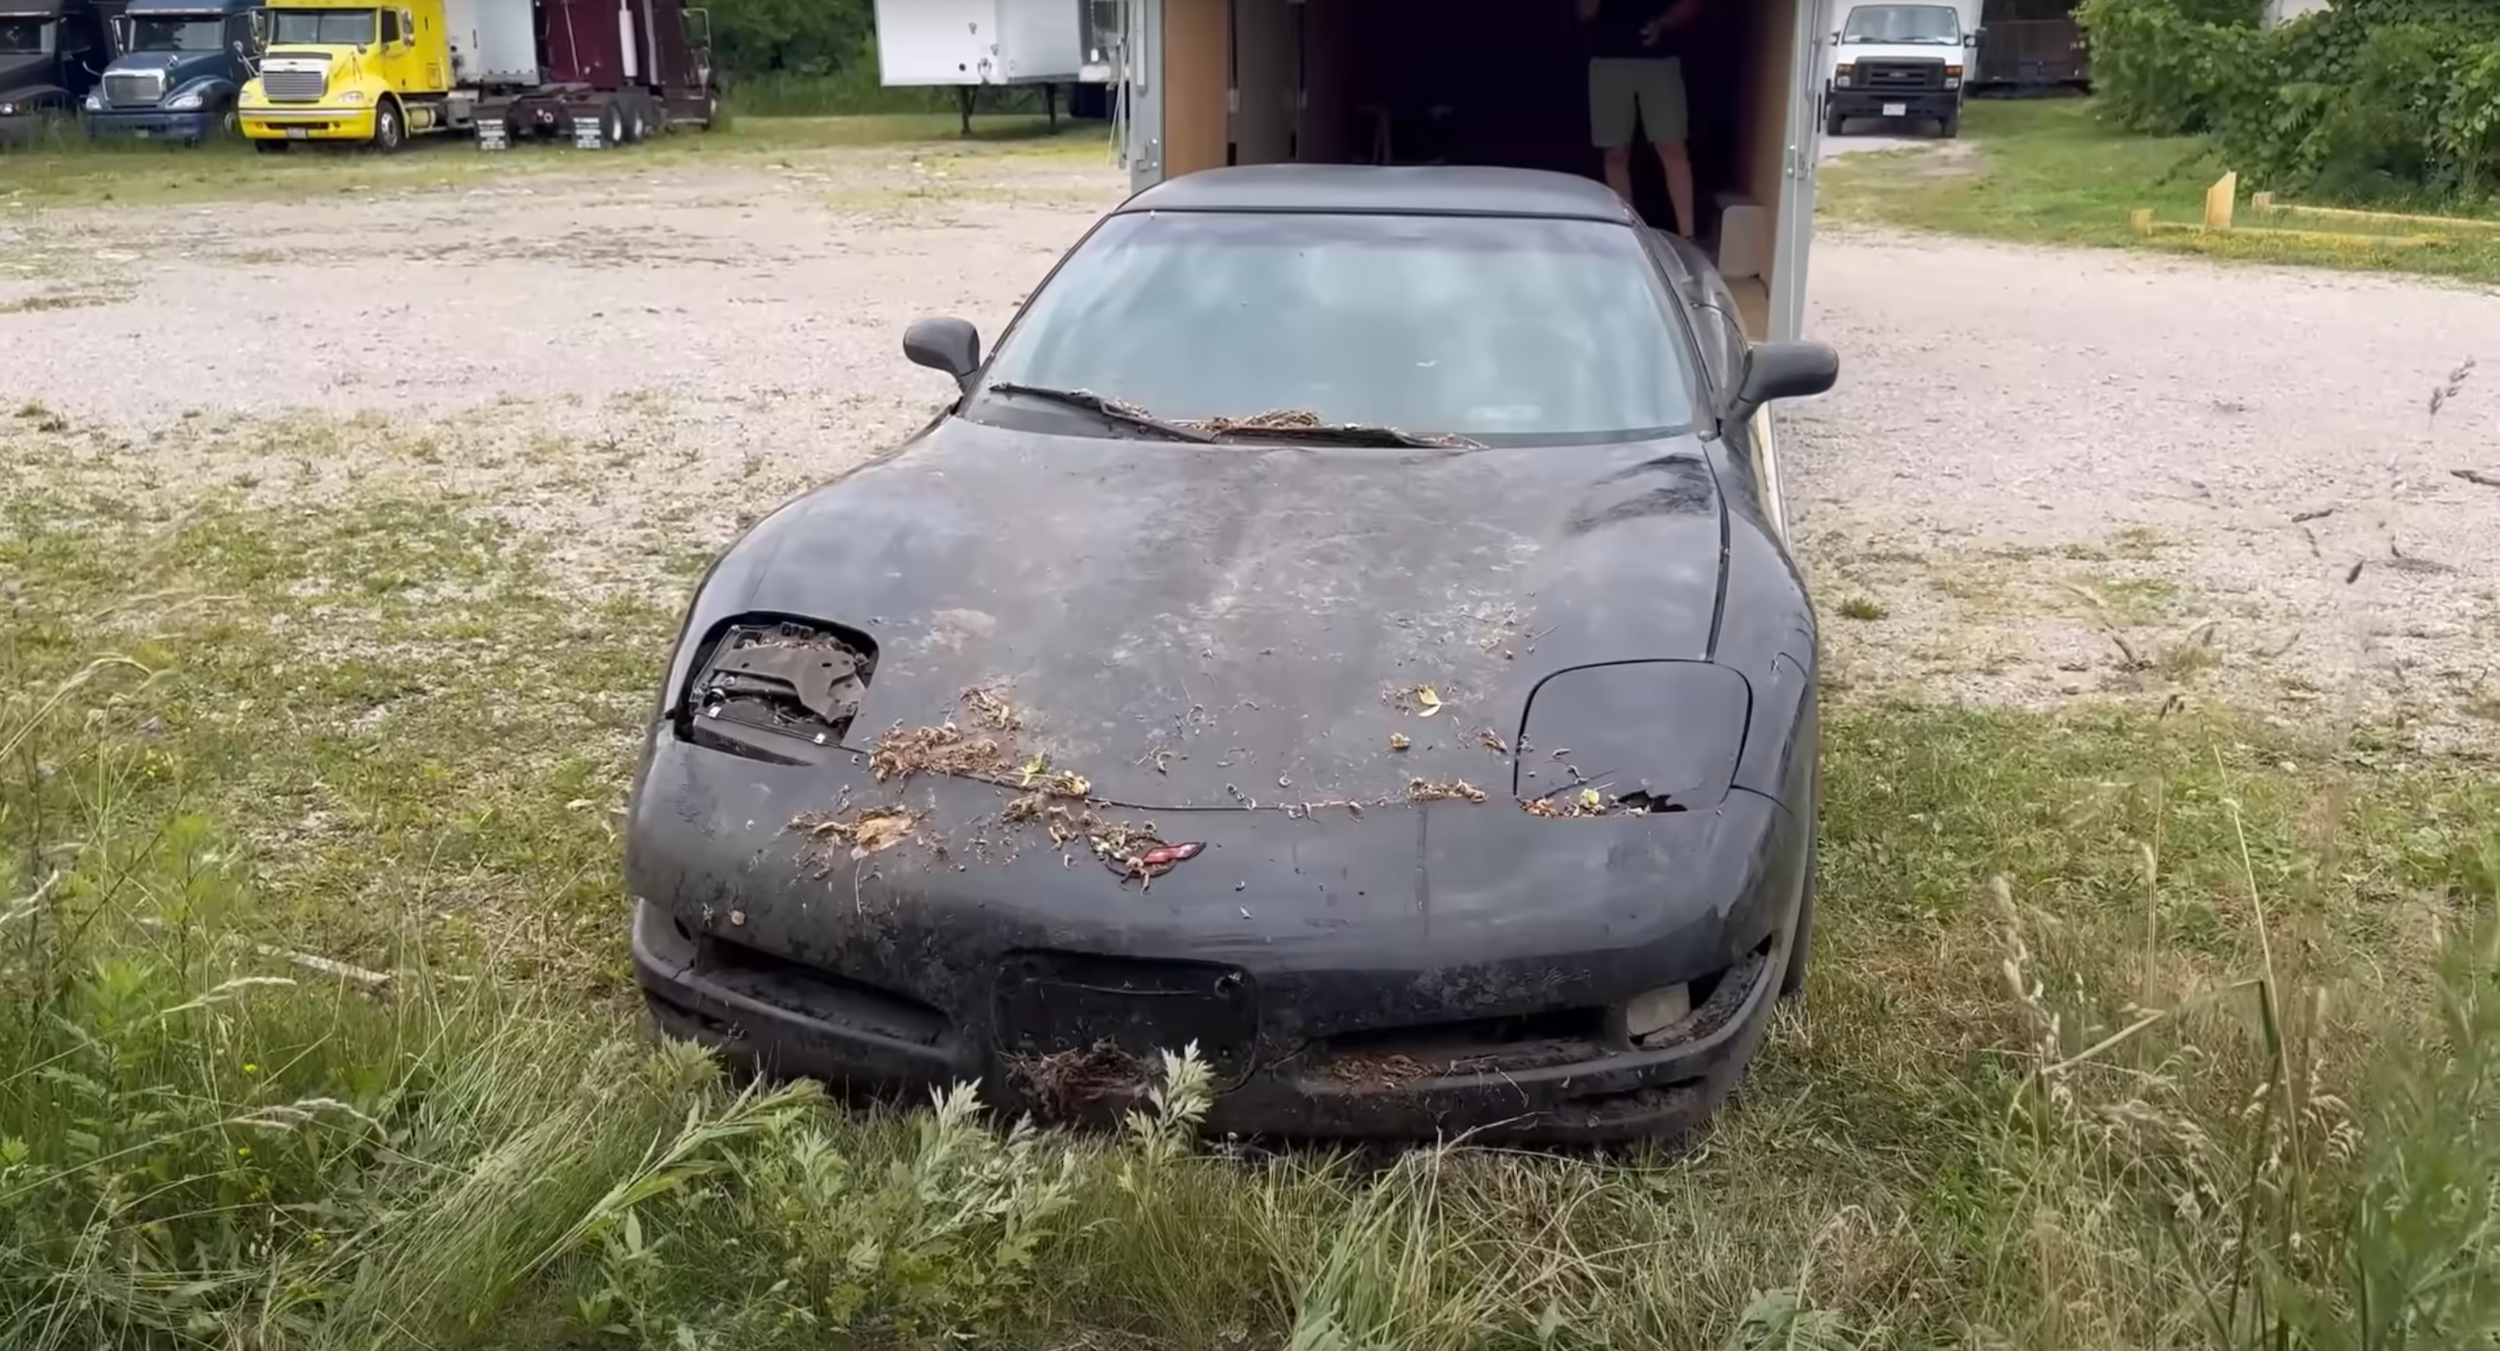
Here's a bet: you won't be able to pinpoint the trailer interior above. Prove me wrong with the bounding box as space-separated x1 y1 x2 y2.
1155 0 1806 341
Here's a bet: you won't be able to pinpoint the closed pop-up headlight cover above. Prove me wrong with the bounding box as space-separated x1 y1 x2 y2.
1516 660 1750 810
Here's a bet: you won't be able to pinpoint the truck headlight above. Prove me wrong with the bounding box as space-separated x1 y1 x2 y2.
166 90 205 111
0 102 19 117
1945 63 1963 90
1833 63 1852 88
83 92 103 111
339 90 366 105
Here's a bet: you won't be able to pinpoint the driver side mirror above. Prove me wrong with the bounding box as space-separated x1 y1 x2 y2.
903 316 982 390
1726 341 1838 426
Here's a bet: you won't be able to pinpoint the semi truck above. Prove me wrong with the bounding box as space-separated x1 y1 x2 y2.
0 0 124 140
81 0 261 142
236 0 714 152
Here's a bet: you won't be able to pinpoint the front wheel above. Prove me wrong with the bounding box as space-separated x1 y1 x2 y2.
254 138 289 154
1938 111 1960 139
371 98 404 152
1824 104 1845 138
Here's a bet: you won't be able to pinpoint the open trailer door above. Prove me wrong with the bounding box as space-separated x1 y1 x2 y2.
1122 0 1162 190
1769 0 1827 347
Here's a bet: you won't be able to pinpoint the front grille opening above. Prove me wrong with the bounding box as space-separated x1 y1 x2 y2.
682 616 878 758
1318 1005 1609 1085
1858 60 1943 89
692 935 947 1046
262 70 328 101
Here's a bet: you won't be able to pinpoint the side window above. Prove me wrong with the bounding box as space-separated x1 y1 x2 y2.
379 8 402 42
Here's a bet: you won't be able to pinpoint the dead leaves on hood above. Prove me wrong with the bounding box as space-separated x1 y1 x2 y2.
795 806 923 859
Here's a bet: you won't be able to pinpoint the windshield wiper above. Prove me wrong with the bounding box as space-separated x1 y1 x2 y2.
983 383 1214 442
1201 417 1483 449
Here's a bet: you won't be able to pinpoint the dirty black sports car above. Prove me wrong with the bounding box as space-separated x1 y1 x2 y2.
626 165 1839 1145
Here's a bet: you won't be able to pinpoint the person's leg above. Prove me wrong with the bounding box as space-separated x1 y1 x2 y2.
1637 58 1697 238
1588 57 1638 205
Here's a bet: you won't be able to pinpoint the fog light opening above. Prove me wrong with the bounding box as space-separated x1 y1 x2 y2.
1626 982 1693 1044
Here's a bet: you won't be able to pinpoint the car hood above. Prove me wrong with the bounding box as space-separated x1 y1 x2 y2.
706 415 1732 809
108 50 230 80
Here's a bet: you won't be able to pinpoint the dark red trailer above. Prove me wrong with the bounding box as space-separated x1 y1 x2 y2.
473 0 717 149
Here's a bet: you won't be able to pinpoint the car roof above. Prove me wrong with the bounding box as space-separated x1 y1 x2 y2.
1116 164 1642 225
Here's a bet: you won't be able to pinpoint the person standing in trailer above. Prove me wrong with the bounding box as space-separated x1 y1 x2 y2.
1578 0 1704 238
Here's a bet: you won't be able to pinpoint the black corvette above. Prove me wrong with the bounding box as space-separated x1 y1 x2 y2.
625 164 1838 1145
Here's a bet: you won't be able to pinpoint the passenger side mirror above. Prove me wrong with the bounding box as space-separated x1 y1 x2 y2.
1725 341 1839 426
903 316 982 389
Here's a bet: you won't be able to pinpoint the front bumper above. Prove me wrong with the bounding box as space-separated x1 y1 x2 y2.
626 724 1809 1145
240 106 375 140
1829 88 1959 120
85 108 221 140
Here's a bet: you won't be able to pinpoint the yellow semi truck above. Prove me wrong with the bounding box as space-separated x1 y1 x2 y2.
239 0 717 151
237 0 450 149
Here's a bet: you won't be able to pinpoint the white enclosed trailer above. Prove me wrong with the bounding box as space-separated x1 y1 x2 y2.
1106 0 1837 534
873 0 1085 86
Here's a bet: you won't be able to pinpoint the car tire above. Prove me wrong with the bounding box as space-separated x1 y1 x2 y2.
1781 769 1820 999
371 97 404 152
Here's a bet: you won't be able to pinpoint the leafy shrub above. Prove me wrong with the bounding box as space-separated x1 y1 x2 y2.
2078 0 2500 205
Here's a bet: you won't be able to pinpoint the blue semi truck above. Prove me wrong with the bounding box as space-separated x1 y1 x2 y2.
82 0 258 141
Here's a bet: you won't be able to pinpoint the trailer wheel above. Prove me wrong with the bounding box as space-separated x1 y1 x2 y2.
371 97 404 153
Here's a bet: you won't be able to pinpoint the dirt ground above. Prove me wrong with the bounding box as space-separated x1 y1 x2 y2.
4 140 2494 749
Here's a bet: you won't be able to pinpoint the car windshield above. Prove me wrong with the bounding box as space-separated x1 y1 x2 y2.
267 8 371 43
132 16 226 50
0 17 50 53
1842 5 1961 42
973 210 1700 441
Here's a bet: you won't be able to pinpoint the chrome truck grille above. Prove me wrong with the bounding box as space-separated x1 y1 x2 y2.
103 70 165 106
1856 60 1945 90
262 66 330 101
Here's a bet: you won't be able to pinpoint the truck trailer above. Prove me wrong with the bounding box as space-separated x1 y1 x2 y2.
82 0 262 142
0 0 124 140
236 0 713 151
470 0 716 148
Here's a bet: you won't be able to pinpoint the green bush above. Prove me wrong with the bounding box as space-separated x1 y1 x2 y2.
2077 0 2500 205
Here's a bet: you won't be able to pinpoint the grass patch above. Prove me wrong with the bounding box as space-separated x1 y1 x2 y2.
1819 98 2500 284
2 438 2496 1348
0 114 1112 209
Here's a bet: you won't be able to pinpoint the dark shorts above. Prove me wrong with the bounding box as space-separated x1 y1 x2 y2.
1589 55 1688 147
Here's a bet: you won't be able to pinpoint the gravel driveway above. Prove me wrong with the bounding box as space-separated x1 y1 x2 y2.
5 142 2493 748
